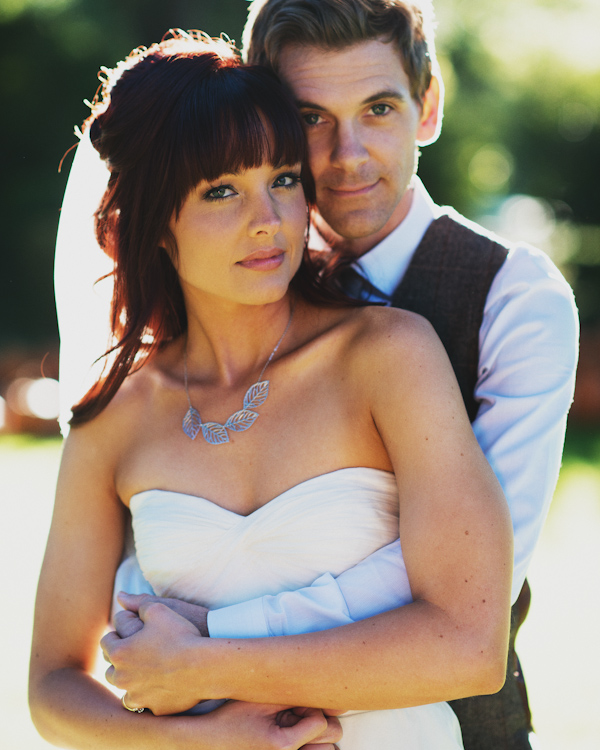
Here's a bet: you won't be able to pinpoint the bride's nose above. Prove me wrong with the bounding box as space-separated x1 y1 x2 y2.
248 192 281 237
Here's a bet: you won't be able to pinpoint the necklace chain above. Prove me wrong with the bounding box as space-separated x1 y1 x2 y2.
182 304 295 445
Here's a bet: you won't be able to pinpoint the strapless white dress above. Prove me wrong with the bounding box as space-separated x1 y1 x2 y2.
129 467 463 749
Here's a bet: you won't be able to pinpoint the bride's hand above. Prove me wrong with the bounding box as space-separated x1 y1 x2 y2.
116 591 209 637
102 601 204 714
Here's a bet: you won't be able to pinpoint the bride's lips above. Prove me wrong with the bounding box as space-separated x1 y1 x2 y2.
237 248 285 270
327 179 381 198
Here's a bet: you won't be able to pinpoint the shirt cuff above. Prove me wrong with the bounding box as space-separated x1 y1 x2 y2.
207 598 269 639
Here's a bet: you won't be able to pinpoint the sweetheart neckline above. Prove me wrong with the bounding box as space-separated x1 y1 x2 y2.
129 466 396 519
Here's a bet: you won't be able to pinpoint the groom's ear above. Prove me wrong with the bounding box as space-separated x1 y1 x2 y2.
416 75 442 146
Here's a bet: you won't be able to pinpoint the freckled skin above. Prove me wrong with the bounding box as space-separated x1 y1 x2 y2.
169 162 308 307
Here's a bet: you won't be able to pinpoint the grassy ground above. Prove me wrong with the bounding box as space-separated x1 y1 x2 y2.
2 427 599 748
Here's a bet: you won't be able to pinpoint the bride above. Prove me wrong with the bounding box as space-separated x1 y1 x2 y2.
29 31 512 750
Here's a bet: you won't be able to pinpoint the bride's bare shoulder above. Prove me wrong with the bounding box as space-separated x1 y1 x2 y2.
348 305 439 351
339 305 451 382
304 303 443 370
65 350 168 456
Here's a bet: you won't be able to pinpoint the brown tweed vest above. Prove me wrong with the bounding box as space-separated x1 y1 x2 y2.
392 212 505 421
392 212 533 750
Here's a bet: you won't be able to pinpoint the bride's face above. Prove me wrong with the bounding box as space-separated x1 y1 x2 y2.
167 161 307 308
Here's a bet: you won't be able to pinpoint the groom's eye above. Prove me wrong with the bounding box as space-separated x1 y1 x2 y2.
370 103 391 116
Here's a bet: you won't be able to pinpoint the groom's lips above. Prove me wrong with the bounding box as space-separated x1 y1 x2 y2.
326 179 381 198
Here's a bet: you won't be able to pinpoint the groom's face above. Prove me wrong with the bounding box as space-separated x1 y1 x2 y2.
277 39 439 254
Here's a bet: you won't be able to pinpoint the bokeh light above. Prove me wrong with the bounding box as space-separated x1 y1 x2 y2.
468 144 514 193
25 378 60 420
5 377 60 420
559 101 596 143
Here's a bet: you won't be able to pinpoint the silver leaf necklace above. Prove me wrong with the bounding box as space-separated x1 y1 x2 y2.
182 303 295 445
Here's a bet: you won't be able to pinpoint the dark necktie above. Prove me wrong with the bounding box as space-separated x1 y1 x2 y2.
337 265 391 303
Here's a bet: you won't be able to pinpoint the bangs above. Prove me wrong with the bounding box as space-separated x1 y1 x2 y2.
170 65 309 212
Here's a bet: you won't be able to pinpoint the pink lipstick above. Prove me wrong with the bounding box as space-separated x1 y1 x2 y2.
237 249 285 270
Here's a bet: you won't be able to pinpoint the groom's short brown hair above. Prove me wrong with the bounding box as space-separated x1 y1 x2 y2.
242 0 437 104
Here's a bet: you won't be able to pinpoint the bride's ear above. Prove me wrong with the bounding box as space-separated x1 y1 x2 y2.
160 230 179 268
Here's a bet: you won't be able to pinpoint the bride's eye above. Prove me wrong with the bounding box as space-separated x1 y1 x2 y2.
204 184 236 201
272 172 302 189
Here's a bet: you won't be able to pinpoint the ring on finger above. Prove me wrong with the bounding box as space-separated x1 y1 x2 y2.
121 694 145 713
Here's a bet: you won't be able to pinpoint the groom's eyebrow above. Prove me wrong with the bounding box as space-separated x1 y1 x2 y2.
295 90 407 110
362 89 407 105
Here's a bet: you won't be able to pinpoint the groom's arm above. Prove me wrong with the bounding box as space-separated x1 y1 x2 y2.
114 540 412 640
470 243 578 602
204 243 579 638
209 540 412 638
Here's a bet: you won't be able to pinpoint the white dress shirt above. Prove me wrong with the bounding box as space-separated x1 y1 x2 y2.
207 176 579 638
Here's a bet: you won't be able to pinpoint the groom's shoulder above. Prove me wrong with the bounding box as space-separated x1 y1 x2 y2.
431 206 508 244
432 207 576 304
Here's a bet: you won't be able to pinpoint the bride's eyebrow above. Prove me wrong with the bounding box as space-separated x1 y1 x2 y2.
272 160 302 168
202 171 241 182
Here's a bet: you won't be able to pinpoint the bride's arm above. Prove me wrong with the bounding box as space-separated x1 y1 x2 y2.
103 309 513 715
29 417 339 750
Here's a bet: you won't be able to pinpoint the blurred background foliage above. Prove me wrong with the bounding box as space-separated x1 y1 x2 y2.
0 0 598 370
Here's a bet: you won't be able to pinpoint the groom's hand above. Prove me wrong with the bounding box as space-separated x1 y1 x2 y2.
279 706 343 749
286 706 344 750
203 701 342 750
112 608 144 638
115 592 210 637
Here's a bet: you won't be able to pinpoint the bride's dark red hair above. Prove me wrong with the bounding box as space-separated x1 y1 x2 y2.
70 30 355 426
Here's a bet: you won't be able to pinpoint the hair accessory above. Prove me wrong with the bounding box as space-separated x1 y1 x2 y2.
121 695 145 713
183 303 295 445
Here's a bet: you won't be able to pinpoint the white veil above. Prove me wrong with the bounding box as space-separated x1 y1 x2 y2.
54 128 113 435
55 129 155 609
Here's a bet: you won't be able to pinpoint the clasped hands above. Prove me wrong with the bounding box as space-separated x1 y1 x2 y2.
100 593 343 749
101 592 205 715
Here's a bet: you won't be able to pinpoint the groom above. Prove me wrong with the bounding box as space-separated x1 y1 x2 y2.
103 1 578 748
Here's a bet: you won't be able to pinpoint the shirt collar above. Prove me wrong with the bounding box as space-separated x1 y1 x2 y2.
356 176 439 298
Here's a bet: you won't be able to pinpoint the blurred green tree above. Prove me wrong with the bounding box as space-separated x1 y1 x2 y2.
1 0 598 349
